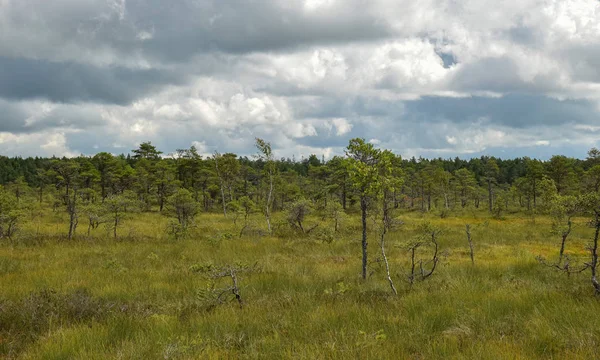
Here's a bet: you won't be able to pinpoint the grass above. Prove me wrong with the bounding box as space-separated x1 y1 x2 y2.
1 209 600 358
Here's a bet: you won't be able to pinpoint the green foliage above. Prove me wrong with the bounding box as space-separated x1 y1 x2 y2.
538 177 558 210
80 202 105 236
325 201 345 232
548 195 580 236
323 281 351 298
492 192 507 219
103 191 140 239
166 189 199 239
132 141 162 160
0 186 23 239
346 138 381 197
238 196 257 220
286 199 313 233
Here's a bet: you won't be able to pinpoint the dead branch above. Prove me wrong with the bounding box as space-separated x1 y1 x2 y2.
421 231 440 280
201 262 260 308
305 223 319 234
407 229 442 284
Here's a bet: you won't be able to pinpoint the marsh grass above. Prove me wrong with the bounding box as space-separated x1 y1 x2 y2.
1 210 600 358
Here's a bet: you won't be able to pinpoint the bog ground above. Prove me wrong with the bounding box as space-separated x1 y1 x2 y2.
2 210 600 359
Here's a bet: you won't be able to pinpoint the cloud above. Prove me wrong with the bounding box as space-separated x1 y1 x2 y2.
330 118 353 136
403 94 600 129
0 130 79 157
0 0 599 159
0 56 184 104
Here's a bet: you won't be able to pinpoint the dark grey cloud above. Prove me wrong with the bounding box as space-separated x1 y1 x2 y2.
449 56 569 96
505 25 543 47
437 52 457 68
121 0 393 61
559 45 600 82
290 96 405 119
0 56 184 104
0 101 27 133
0 99 106 134
450 57 525 93
1 0 392 64
404 94 598 128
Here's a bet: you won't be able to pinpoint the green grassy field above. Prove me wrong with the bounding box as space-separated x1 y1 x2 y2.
2 210 600 359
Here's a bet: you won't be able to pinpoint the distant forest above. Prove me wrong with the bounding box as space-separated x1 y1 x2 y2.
1 141 600 214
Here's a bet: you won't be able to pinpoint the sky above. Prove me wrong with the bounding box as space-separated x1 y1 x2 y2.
0 0 600 160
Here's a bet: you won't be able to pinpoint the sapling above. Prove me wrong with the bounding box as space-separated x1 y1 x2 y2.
536 195 580 271
80 203 105 237
66 187 79 241
346 138 381 280
237 196 257 237
539 194 600 295
0 186 22 239
226 201 241 225
166 189 199 239
325 201 344 233
287 199 318 234
103 192 139 239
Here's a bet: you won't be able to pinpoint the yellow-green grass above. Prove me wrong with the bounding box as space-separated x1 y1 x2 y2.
1 210 600 359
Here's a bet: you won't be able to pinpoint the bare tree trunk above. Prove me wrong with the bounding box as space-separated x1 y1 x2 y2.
421 232 440 279
427 190 431 212
532 178 537 209
409 246 416 286
342 182 347 210
230 268 243 308
488 179 493 212
158 186 165 212
380 229 397 295
214 153 227 217
558 219 572 265
466 224 474 265
114 213 118 239
265 171 273 233
67 188 78 241
361 195 368 280
219 185 227 216
591 212 600 295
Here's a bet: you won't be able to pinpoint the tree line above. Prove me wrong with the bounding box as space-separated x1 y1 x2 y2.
1 141 600 217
